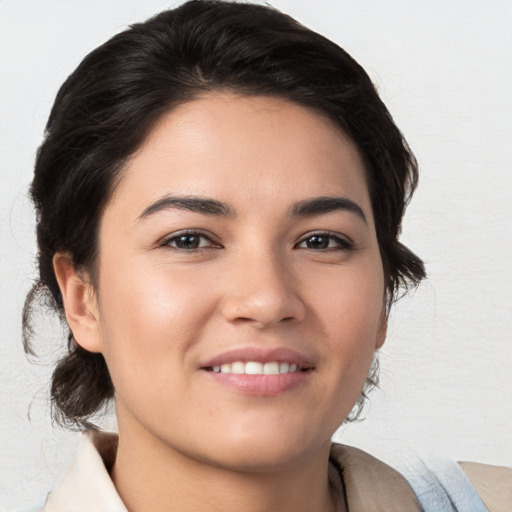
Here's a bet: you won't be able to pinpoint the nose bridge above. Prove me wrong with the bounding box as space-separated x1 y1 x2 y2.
221 241 305 327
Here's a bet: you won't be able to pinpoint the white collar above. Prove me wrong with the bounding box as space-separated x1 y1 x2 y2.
44 431 127 512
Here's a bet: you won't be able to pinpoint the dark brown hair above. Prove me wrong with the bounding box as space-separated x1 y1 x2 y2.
23 0 425 429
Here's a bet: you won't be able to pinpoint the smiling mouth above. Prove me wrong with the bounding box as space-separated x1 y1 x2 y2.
201 352 314 395
204 361 310 375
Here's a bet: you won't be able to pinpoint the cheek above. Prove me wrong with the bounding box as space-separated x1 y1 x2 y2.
95 258 218 394
294 261 384 434
310 257 384 336
307 259 384 377
100 255 212 330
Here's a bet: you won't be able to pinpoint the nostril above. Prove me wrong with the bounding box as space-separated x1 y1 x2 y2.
220 290 306 327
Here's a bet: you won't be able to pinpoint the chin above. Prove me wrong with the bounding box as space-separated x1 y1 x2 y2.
204 444 313 473
194 424 332 473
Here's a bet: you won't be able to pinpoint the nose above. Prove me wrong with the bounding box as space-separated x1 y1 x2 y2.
220 250 306 329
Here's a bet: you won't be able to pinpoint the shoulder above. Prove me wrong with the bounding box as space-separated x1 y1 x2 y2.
459 461 512 512
330 442 511 512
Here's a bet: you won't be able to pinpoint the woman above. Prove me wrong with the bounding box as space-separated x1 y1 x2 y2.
20 1 510 511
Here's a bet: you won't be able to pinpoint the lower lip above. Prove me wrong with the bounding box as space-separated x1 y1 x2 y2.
203 370 311 396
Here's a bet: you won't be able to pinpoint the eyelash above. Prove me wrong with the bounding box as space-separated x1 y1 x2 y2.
295 232 354 251
159 230 219 251
160 230 354 253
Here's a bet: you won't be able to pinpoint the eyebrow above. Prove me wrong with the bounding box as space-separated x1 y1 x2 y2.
291 196 367 224
137 194 367 224
137 195 237 221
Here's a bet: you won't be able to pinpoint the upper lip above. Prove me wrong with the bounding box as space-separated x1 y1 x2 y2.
200 347 315 369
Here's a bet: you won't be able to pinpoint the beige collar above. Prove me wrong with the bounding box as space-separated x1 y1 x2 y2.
329 443 422 511
44 431 420 512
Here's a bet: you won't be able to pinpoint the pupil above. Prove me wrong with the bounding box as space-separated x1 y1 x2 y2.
178 235 199 249
307 235 328 249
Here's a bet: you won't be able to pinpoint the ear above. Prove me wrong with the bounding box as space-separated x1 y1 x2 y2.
375 305 388 350
53 253 103 353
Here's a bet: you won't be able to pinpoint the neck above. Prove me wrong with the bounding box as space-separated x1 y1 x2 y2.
111 422 341 512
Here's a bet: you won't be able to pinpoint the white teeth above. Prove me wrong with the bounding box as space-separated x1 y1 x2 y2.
245 362 263 374
231 361 245 374
263 362 280 375
211 361 302 375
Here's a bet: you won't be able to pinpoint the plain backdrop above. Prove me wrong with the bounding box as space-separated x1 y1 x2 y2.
1 0 511 510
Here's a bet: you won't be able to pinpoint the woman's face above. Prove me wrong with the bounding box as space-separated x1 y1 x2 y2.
86 93 386 470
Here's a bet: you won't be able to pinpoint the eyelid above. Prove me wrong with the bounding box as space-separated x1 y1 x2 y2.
157 229 353 251
158 229 221 249
295 231 354 250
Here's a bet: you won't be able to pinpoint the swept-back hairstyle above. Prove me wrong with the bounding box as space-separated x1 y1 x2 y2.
23 0 425 429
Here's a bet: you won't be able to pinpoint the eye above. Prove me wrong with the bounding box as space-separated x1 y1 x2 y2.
296 233 353 251
161 231 219 251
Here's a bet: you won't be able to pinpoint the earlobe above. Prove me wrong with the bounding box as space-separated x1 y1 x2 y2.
53 253 103 353
375 308 388 350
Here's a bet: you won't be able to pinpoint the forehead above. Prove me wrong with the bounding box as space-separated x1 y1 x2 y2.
107 92 372 221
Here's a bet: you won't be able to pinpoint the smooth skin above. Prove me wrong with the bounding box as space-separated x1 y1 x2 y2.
54 93 387 512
